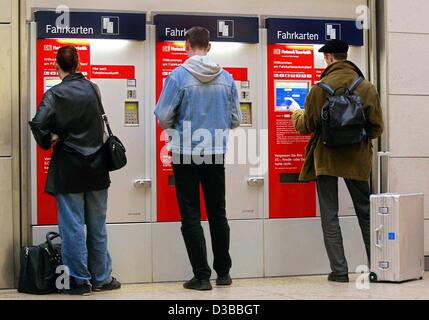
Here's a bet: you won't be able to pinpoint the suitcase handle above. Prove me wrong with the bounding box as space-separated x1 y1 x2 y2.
375 225 383 248
377 152 390 194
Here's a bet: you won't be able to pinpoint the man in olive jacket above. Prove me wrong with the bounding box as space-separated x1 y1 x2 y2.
289 40 384 283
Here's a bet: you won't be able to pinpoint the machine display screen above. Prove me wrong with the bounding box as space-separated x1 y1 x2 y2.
44 78 62 93
275 81 310 111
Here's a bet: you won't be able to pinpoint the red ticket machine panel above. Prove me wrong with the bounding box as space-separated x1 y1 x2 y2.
34 11 147 225
265 17 364 219
155 41 252 222
155 41 200 222
154 14 259 222
267 44 317 218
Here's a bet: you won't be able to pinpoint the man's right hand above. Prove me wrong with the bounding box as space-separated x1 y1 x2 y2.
288 100 302 113
51 133 59 147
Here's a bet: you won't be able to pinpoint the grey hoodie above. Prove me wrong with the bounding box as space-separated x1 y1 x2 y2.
182 55 223 83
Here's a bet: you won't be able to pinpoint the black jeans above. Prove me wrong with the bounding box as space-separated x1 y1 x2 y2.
316 175 371 275
172 154 232 280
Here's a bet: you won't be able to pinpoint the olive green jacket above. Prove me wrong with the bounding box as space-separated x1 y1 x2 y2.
292 61 384 182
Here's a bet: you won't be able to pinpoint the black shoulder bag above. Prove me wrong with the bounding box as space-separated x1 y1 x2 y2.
89 82 127 171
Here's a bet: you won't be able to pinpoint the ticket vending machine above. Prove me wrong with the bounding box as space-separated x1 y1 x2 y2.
30 11 153 283
151 14 264 281
263 18 369 276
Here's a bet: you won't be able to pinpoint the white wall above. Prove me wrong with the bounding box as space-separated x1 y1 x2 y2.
381 0 429 254
0 0 11 22
26 0 366 21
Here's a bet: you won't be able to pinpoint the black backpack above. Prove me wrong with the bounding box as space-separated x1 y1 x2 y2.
317 76 368 147
18 232 62 294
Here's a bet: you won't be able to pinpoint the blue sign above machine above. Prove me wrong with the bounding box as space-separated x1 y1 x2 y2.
35 11 146 40
265 18 364 46
154 14 259 43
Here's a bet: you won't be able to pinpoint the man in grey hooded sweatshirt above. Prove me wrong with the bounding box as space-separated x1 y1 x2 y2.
155 27 242 291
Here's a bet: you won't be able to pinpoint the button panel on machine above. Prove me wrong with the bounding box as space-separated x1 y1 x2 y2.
238 80 252 126
240 102 252 126
124 101 139 126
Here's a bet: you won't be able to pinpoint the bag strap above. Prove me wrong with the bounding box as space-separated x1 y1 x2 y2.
317 77 364 96
348 76 365 94
313 124 321 142
46 232 60 243
88 81 114 137
45 232 61 258
316 81 335 96
305 124 322 167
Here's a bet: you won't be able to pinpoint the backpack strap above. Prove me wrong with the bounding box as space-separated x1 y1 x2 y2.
316 82 335 96
348 76 365 94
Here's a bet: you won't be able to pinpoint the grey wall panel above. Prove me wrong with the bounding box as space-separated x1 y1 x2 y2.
229 220 264 278
264 217 367 276
32 226 60 245
33 223 152 284
152 222 195 282
387 0 429 34
388 96 429 158
389 158 429 220
387 33 429 95
106 223 152 283
381 0 429 261
0 159 14 288
0 25 12 156
425 220 429 256
0 0 11 23
152 220 263 282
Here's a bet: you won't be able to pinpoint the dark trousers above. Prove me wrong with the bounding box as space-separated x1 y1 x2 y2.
316 175 371 275
172 154 232 280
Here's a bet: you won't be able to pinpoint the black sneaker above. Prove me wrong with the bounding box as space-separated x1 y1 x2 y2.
93 277 122 292
328 272 349 283
64 282 92 296
183 277 212 291
216 274 232 286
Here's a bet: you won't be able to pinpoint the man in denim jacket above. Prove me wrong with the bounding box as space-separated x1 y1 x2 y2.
155 27 242 291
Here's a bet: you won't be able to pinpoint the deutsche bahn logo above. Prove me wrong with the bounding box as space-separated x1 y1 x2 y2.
325 23 341 40
101 16 120 35
217 20 234 38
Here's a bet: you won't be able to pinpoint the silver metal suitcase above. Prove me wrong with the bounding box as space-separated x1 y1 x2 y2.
370 193 425 282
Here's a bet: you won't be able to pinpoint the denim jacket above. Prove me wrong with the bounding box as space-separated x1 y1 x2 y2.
154 55 242 155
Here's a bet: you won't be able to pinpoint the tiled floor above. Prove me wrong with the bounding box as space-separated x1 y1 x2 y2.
1 273 428 300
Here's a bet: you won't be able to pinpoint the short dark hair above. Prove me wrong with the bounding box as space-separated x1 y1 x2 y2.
185 27 210 49
333 52 348 61
56 45 79 73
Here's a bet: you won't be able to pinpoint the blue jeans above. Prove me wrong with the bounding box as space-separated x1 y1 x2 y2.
56 189 112 286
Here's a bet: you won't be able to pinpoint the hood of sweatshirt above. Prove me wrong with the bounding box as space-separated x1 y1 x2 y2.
181 55 223 83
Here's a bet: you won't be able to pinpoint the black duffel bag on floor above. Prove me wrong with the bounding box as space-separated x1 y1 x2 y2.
18 232 62 295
